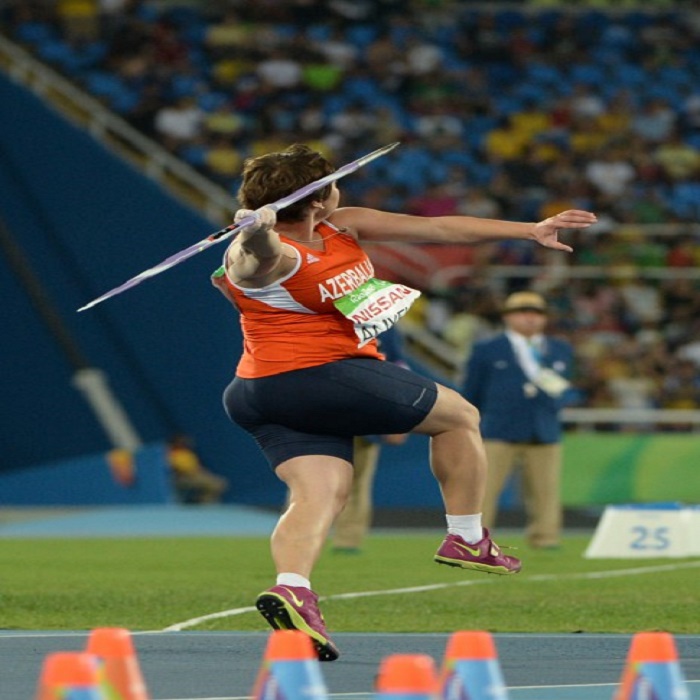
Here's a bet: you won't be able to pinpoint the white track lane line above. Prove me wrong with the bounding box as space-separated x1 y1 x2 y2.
163 560 700 631
151 680 700 700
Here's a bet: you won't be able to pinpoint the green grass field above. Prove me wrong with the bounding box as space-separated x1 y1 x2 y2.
1 533 697 633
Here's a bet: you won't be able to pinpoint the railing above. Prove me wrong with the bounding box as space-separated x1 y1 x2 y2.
430 262 700 289
400 316 469 384
0 32 237 225
562 408 700 432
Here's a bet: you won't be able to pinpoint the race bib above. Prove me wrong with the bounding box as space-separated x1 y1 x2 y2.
334 278 420 347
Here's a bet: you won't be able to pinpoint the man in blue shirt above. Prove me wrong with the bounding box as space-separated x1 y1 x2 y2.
462 291 574 549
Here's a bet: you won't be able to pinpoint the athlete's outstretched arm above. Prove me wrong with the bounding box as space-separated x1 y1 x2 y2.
330 207 597 251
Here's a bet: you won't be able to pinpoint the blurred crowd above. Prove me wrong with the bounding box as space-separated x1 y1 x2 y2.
3 0 700 419
408 273 700 421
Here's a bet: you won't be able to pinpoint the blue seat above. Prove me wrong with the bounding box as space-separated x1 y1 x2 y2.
37 39 74 67
424 161 450 184
468 162 496 187
110 89 140 114
578 10 610 32
165 5 202 29
228 176 243 196
589 46 624 66
171 74 205 99
395 146 433 172
84 71 126 99
432 26 458 45
526 62 562 86
179 144 208 168
182 23 208 46
672 182 700 202
82 41 108 66
135 3 160 21
600 24 634 50
643 85 682 109
442 150 475 169
486 63 519 87
15 21 55 46
345 25 379 48
611 63 647 87
271 23 298 40
343 76 382 104
82 72 136 113
463 116 498 149
305 24 332 42
198 91 228 112
513 83 549 105
389 23 415 45
536 10 562 30
623 11 655 29
39 39 107 76
442 53 469 71
388 149 432 192
491 95 524 117
495 9 525 31
569 63 605 85
684 133 700 150
668 183 700 219
658 66 693 89
321 94 351 119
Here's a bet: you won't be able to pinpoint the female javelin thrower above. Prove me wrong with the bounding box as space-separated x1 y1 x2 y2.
212 144 597 661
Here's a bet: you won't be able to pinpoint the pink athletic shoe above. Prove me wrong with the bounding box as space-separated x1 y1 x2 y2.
256 585 340 661
434 530 522 575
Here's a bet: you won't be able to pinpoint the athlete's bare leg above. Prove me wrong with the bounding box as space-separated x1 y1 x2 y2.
412 384 486 514
272 455 353 578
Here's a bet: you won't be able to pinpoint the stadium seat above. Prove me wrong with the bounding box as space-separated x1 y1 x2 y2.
14 21 56 46
345 25 379 48
36 39 75 68
305 24 332 42
569 63 606 86
84 71 126 98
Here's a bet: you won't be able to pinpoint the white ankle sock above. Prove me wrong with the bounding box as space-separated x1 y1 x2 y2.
446 514 483 544
276 573 311 589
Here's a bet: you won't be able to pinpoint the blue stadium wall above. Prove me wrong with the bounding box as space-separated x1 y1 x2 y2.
0 74 441 510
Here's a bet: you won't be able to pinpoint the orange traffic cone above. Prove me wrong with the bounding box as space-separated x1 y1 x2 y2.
86 628 149 700
375 654 439 700
614 631 690 700
439 630 508 700
252 630 329 700
35 651 106 700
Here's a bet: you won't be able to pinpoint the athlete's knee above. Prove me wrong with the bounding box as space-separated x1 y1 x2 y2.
417 385 480 434
334 477 353 514
452 393 480 431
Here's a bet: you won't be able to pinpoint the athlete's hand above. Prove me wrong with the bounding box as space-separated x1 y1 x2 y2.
234 206 277 233
531 209 597 252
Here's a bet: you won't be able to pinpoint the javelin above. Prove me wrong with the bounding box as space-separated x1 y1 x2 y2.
78 141 400 312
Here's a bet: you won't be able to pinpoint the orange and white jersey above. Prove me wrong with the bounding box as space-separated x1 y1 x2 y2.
215 221 383 378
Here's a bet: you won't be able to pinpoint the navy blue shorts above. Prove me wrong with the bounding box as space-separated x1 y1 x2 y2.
223 358 438 470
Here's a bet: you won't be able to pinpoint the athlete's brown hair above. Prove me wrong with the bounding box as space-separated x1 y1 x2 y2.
237 144 335 222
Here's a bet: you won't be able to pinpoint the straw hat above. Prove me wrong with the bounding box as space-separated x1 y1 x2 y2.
502 291 547 314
